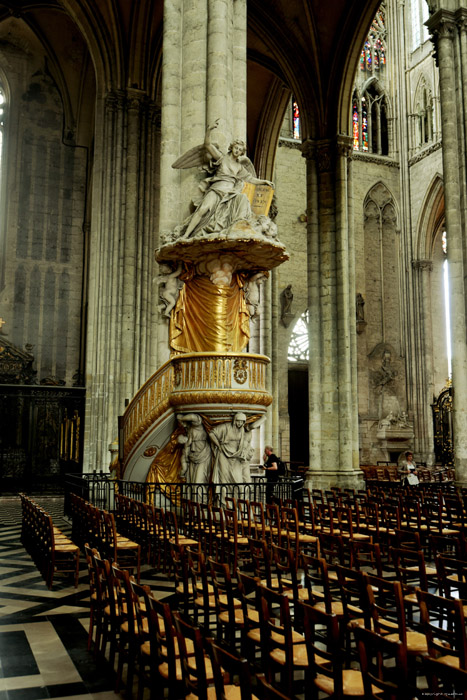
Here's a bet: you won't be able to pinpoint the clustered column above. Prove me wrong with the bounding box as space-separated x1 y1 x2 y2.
84 92 159 469
302 137 360 488
427 5 467 483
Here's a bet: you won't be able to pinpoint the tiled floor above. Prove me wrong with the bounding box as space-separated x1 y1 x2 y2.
0 497 173 700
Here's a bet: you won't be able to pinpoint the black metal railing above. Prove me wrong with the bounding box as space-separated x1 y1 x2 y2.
63 472 304 514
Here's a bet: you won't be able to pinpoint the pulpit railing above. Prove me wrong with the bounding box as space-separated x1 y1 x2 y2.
64 473 304 515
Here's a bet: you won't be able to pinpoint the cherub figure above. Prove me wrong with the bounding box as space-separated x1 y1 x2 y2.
172 119 274 240
244 271 268 321
159 262 183 318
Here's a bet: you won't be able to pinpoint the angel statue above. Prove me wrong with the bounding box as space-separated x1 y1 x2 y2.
172 119 274 240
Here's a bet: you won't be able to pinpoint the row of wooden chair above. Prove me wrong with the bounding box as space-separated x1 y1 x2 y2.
84 545 287 700
69 493 141 580
164 539 467 699
20 493 80 589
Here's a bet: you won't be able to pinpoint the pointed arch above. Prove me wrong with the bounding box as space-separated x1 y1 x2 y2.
415 174 444 259
413 74 434 148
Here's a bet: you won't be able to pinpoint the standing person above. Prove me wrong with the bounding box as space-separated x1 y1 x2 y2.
402 450 419 486
262 446 279 503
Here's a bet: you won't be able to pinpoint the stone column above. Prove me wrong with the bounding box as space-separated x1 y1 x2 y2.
412 259 436 464
427 6 467 483
84 91 158 470
302 137 359 488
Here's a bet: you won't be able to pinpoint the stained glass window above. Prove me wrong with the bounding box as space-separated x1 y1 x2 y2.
362 98 368 151
288 310 309 362
293 100 300 140
360 3 387 73
353 97 359 150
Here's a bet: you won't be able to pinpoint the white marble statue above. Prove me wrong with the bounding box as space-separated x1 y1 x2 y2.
209 412 265 484
244 272 268 321
171 119 274 240
178 413 212 483
159 262 183 318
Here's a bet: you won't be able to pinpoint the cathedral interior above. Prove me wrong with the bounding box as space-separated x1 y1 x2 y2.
0 0 462 490
0 1 466 698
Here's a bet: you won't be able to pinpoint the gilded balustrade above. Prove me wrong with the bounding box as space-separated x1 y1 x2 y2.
121 352 271 461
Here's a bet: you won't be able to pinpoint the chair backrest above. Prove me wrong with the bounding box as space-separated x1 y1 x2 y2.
173 612 211 699
258 585 295 696
208 638 253 700
436 555 467 601
111 563 138 641
300 602 344 698
354 625 410 699
248 536 273 586
417 589 467 668
349 539 384 578
365 575 407 641
249 501 266 539
257 676 293 700
335 564 370 627
301 554 334 612
390 546 429 593
423 655 467 699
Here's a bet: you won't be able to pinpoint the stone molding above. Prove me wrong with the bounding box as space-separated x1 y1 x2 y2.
408 140 442 166
412 259 433 272
352 151 400 168
278 137 302 150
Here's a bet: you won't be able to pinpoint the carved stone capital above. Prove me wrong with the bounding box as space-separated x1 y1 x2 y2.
427 10 456 42
105 90 126 113
412 259 433 272
300 139 316 161
336 135 353 160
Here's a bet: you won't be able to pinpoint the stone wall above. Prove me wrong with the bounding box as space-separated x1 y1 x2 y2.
0 35 88 387
272 138 307 460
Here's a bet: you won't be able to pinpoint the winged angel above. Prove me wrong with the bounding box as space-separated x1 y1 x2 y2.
172 119 274 240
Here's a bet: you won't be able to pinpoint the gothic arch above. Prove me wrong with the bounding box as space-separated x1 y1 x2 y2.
415 174 444 259
338 0 386 135
413 74 434 147
364 181 399 225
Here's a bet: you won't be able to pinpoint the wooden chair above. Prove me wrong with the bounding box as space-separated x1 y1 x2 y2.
353 625 412 700
349 539 384 578
147 594 190 700
257 676 292 700
417 589 467 670
208 557 242 649
236 569 261 661
390 546 432 615
171 541 195 617
84 544 103 654
172 612 215 699
248 536 278 589
112 564 140 697
271 544 308 628
186 545 216 632
366 576 428 658
94 553 119 669
250 500 266 539
422 656 467 699
436 555 467 610
280 505 319 559
208 638 257 700
101 509 141 581
258 585 307 698
301 602 365 699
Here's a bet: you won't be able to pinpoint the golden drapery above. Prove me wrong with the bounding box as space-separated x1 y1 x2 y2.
146 426 185 505
170 274 250 353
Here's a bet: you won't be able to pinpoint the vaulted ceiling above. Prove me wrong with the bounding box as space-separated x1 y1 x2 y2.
0 0 382 152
